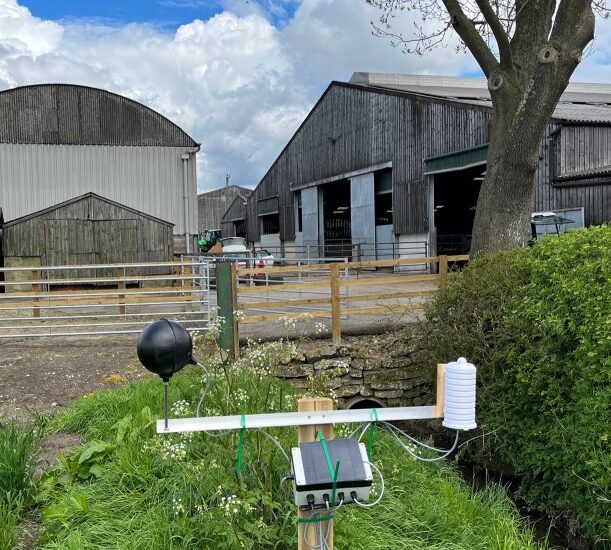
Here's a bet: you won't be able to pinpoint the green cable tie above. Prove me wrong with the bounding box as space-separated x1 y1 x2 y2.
367 408 379 459
316 431 341 506
236 414 246 474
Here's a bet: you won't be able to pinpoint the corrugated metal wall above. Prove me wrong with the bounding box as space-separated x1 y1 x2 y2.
246 83 491 242
0 144 197 235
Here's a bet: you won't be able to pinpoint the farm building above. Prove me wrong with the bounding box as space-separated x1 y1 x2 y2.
197 184 252 235
0 84 199 257
220 195 249 239
1 193 174 288
244 73 611 259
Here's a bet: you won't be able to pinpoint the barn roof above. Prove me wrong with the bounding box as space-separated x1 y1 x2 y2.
4 192 175 227
0 84 198 147
350 73 611 124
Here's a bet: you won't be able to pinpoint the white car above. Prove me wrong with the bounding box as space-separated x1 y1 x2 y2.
220 237 250 268
255 249 275 268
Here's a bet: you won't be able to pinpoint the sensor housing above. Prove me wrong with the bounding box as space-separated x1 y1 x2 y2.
291 438 372 509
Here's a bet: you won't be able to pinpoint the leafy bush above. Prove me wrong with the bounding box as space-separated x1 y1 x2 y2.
420 226 611 543
38 340 542 549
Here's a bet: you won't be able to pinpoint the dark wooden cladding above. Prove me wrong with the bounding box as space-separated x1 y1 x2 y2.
247 82 491 241
0 84 197 147
535 123 611 226
220 196 247 237
3 193 173 278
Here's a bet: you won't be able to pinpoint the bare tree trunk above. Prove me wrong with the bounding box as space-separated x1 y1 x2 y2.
470 119 540 256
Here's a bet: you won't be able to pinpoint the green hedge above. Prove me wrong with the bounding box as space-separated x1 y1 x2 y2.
420 226 611 543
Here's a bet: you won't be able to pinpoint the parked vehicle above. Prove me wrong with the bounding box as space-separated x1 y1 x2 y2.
198 229 221 253
220 237 250 268
254 249 275 267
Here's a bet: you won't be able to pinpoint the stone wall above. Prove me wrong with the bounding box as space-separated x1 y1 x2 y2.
269 332 435 408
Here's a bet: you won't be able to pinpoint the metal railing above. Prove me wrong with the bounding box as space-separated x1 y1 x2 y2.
0 260 211 338
253 240 428 261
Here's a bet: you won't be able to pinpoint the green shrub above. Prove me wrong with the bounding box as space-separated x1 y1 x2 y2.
420 226 611 543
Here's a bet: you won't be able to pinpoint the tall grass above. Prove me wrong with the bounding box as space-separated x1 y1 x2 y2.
0 419 42 550
37 365 545 550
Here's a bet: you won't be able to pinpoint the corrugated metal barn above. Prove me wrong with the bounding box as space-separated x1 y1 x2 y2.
2 193 173 281
197 184 252 234
0 84 199 255
244 73 611 258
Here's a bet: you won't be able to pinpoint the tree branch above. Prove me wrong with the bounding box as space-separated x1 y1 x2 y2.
441 0 499 76
474 0 513 67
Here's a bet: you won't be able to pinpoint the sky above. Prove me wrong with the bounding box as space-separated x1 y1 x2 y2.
1 0 611 192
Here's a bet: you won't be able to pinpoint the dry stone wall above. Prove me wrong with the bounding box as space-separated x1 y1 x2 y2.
269 332 435 408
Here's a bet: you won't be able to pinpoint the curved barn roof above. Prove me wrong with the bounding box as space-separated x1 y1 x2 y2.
0 84 198 147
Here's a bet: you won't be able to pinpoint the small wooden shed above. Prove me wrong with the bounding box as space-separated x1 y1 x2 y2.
2 193 174 279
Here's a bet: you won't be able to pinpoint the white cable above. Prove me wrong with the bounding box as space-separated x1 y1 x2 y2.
348 422 367 439
353 460 385 508
257 429 291 465
389 428 460 462
382 421 458 454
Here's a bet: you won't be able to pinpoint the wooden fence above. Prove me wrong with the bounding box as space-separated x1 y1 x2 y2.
233 255 469 344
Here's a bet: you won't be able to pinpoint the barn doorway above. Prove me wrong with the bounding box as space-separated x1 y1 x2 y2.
433 165 485 255
321 179 351 258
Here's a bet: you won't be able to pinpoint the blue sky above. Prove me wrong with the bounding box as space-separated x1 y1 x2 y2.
18 0 297 28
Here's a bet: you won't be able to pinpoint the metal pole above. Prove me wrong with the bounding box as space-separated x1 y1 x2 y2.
163 381 169 432
182 153 191 254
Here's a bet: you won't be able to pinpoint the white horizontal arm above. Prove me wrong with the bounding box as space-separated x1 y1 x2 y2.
156 405 439 434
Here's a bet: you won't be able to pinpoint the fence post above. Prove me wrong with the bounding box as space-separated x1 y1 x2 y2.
31 270 41 318
438 255 448 289
216 260 239 359
330 263 341 345
116 267 126 315
435 363 447 418
298 397 334 550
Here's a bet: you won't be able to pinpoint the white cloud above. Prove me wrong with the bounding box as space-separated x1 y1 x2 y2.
0 0 609 191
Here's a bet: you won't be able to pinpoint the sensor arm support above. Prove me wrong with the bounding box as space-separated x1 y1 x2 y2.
156 405 440 434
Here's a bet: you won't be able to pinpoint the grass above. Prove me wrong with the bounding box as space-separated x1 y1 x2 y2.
0 419 43 550
30 361 545 550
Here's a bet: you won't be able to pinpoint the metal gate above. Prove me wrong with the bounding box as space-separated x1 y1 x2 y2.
0 260 211 338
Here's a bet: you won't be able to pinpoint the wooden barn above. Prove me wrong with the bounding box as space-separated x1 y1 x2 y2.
244 73 611 259
220 195 248 239
2 193 174 283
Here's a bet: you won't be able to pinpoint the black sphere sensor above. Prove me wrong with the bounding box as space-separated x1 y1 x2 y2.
137 319 195 381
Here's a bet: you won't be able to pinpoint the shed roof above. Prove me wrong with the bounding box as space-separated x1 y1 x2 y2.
0 84 198 146
198 185 253 198
4 192 175 227
350 73 611 124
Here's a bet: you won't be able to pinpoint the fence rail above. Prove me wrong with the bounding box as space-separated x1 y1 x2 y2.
232 254 469 343
0 260 212 338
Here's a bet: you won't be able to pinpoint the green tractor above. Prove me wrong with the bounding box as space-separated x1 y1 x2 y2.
198 229 222 254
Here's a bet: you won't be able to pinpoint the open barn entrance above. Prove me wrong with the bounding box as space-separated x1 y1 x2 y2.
433 165 485 255
321 179 351 258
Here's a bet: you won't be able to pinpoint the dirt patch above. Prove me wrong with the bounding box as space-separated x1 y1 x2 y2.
0 335 145 422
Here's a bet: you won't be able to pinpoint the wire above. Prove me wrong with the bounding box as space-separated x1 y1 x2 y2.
389 428 460 462
257 429 291 465
382 421 458 454
353 460 385 508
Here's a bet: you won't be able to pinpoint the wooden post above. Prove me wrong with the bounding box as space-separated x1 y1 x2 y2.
435 363 447 418
438 255 448 289
184 258 193 313
298 397 334 550
230 262 240 360
31 270 41 318
330 263 341 345
116 267 126 315
216 261 237 359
